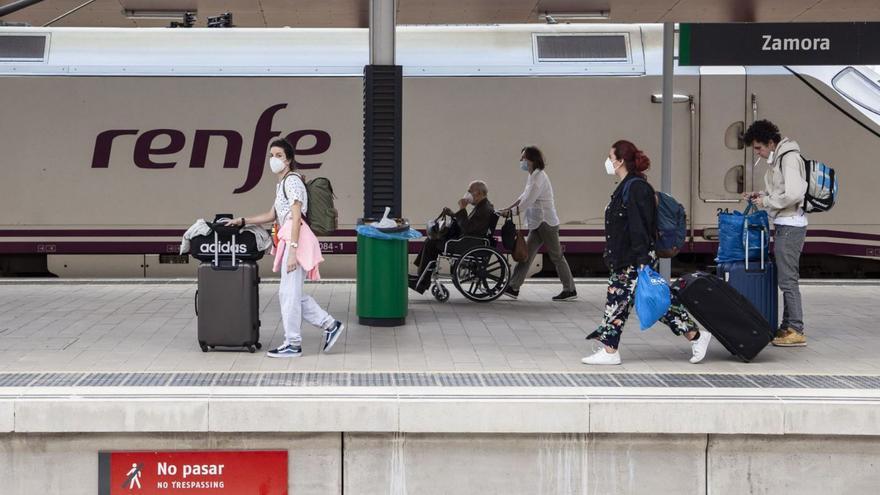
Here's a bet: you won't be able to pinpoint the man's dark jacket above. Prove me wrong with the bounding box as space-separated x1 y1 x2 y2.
453 198 495 238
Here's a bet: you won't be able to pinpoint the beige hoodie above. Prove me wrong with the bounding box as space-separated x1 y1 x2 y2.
761 138 808 219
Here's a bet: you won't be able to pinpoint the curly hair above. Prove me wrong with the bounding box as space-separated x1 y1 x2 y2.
743 119 781 146
612 140 650 178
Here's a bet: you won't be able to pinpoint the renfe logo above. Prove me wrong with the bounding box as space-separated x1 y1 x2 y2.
199 241 248 255
91 103 330 194
762 34 831 51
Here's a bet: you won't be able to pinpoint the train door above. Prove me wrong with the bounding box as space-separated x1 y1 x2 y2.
697 67 748 218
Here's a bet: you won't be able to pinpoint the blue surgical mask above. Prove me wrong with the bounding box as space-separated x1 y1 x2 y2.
520 160 529 171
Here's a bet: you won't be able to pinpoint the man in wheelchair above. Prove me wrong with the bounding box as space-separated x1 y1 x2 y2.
409 180 495 294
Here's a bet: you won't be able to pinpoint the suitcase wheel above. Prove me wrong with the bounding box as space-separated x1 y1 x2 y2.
199 342 208 353
255 342 262 350
247 345 257 353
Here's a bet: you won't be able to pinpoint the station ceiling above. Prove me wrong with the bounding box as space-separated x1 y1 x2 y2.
2 0 880 28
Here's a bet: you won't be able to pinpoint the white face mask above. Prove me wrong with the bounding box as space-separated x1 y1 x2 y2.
520 160 529 172
767 150 775 163
604 157 617 175
463 192 474 204
269 156 287 174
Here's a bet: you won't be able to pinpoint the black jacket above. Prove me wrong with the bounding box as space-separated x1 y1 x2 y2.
454 198 495 237
603 174 656 271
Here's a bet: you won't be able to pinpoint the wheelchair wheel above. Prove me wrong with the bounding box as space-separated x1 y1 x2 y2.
432 283 450 302
452 247 510 302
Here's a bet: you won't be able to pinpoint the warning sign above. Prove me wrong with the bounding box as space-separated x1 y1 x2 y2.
98 450 287 495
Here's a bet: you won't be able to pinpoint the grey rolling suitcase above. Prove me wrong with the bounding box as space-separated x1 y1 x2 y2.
194 229 262 353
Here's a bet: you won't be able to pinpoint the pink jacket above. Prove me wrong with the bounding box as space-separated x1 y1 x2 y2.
271 219 324 280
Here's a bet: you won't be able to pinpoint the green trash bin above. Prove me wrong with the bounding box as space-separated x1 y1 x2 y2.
356 222 409 326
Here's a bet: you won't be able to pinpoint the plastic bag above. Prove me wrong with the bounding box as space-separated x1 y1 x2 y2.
356 224 423 241
635 266 671 331
372 206 397 229
716 204 770 263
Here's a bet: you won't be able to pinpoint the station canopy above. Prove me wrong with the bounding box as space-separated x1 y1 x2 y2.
2 0 880 28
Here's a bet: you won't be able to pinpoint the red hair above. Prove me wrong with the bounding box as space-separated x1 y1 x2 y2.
612 140 650 178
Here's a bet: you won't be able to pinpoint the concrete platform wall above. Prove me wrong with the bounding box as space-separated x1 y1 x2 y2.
3 432 880 495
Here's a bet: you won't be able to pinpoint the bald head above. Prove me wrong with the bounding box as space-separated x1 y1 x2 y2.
469 181 488 200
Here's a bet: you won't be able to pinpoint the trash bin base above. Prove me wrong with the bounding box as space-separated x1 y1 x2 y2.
359 317 406 327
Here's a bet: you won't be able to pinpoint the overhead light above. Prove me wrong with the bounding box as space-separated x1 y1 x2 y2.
541 11 610 24
123 9 195 20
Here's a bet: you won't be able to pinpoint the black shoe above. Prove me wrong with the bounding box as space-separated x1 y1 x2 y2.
408 277 427 294
503 286 519 299
322 320 345 352
552 290 578 301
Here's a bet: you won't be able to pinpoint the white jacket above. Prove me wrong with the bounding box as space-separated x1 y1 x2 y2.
761 138 808 220
516 169 560 230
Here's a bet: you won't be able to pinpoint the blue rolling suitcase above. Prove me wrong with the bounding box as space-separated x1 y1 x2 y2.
716 225 778 335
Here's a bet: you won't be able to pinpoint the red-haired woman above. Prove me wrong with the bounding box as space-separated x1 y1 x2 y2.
582 140 712 365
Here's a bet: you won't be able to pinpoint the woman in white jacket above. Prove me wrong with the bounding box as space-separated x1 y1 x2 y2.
501 146 577 301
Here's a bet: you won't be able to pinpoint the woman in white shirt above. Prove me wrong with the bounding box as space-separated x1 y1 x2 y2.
501 146 577 301
222 138 344 358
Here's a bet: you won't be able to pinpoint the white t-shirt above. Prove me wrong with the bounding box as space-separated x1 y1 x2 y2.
774 208 808 227
274 174 308 223
516 169 560 231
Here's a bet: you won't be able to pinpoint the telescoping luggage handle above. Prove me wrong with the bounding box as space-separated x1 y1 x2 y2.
212 231 238 268
744 224 767 273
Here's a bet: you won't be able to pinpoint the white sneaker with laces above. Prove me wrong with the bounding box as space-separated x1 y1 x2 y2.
581 348 621 365
689 331 712 364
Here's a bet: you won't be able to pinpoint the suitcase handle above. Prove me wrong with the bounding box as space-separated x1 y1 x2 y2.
744 225 767 273
194 290 198 316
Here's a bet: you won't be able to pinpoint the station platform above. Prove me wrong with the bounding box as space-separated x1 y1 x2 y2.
1 279 879 494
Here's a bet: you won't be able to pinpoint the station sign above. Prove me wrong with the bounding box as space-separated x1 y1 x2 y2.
679 22 880 66
98 450 287 495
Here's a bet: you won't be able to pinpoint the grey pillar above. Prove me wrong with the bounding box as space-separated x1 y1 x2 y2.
659 21 674 279
363 0 402 218
369 0 396 65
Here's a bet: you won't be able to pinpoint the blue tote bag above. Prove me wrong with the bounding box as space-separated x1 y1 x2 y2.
635 266 672 330
716 204 770 263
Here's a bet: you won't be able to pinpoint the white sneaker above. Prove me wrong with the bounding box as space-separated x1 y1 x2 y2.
581 348 621 366
689 331 712 364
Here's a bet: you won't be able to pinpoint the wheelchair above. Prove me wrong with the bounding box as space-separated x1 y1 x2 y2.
418 213 511 303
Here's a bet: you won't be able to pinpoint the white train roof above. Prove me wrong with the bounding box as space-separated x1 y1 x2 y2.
0 24 661 76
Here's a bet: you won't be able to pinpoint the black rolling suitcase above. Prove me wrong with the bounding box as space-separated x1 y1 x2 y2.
193 214 263 353
675 272 774 362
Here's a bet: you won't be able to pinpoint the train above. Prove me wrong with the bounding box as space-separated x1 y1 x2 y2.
1 24 879 278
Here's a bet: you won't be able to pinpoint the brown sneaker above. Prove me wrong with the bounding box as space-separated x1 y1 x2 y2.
772 328 807 347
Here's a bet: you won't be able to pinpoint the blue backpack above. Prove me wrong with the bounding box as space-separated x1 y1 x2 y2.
779 150 838 213
621 178 687 258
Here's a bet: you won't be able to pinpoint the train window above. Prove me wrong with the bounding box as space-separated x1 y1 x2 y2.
534 34 629 63
0 34 48 62
832 66 880 116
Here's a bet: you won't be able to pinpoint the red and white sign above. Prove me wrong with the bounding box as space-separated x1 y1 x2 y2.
98 450 287 495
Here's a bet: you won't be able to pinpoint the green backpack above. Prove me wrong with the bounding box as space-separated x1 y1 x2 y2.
283 174 338 236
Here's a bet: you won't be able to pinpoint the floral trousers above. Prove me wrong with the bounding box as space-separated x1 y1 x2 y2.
587 264 698 349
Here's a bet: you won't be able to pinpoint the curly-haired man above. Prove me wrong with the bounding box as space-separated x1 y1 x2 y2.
743 119 809 347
